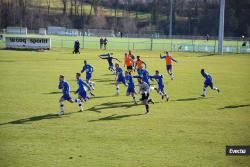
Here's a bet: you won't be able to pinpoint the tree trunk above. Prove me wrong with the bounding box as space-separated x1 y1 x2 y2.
62 0 67 15
46 0 50 15
70 0 73 15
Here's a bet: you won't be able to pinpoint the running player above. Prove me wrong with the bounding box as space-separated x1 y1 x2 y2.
160 51 178 80
201 69 220 97
135 56 147 75
124 53 133 72
115 63 127 95
99 53 120 73
125 71 137 104
58 75 83 115
150 70 169 100
75 73 94 104
128 50 136 71
81 60 95 90
137 77 154 114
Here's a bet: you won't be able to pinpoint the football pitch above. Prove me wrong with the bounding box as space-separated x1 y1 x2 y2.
0 48 249 167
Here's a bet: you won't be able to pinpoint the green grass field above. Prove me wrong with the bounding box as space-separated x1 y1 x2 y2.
0 48 250 167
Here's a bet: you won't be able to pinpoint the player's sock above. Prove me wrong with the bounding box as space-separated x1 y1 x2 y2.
132 96 137 104
78 103 83 112
202 87 206 96
170 73 174 80
89 81 95 90
59 102 64 114
145 105 149 114
116 85 120 95
165 94 169 101
75 99 83 111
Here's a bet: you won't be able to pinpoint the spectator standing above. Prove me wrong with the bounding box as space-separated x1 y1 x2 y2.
100 37 104 49
104 37 108 50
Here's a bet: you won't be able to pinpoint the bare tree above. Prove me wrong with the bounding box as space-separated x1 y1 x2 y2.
79 0 84 16
61 0 67 15
70 0 73 15
46 0 51 15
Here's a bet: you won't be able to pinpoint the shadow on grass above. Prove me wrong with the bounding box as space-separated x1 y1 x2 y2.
92 95 115 99
89 113 144 122
102 73 115 76
174 96 214 101
197 53 215 57
0 113 74 126
218 104 250 110
86 101 137 113
43 91 75 95
92 78 114 83
174 97 203 101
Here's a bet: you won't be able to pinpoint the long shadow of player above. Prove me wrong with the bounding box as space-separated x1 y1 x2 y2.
174 97 213 101
43 91 75 95
218 104 250 110
92 78 114 83
87 101 137 113
89 113 144 122
0 113 73 126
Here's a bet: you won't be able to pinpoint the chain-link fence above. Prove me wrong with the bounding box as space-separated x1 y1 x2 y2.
49 37 250 54
0 32 250 53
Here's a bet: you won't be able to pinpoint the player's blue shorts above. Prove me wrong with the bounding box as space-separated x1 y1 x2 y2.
78 91 87 99
61 94 72 101
159 85 164 92
117 77 126 85
86 73 92 81
143 79 150 86
204 80 213 89
108 64 114 70
127 86 135 94
166 64 172 71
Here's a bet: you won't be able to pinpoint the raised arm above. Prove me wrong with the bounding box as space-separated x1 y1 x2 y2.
114 57 121 62
171 57 178 63
149 75 156 80
160 54 166 59
99 55 108 59
99 54 109 58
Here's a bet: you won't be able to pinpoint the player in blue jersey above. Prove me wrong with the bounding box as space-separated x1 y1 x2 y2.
150 70 169 101
81 60 95 90
58 75 83 115
99 53 121 73
115 63 127 95
125 71 137 104
201 69 220 97
139 69 151 86
75 73 94 104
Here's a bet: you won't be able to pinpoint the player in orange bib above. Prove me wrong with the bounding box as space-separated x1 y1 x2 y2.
160 51 178 80
124 53 133 72
128 50 136 70
135 56 147 75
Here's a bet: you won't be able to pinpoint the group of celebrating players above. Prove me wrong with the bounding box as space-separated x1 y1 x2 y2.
58 51 220 115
